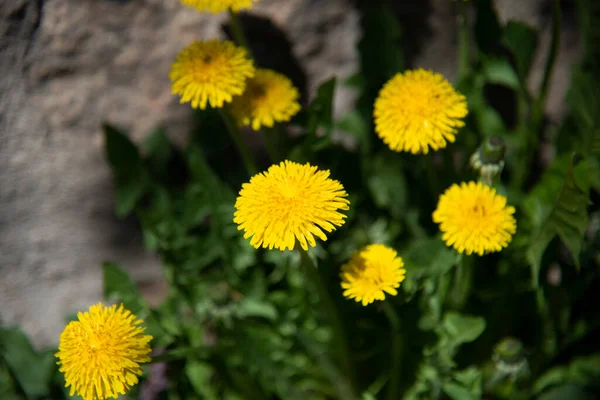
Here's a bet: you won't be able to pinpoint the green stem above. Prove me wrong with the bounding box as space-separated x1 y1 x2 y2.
218 108 258 175
299 250 357 398
228 9 251 55
457 2 470 83
382 302 402 400
537 0 561 114
261 127 281 163
448 254 473 310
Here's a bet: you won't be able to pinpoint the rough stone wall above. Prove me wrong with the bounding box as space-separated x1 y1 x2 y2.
0 0 579 347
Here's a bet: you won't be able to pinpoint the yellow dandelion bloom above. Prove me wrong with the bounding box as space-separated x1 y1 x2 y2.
433 181 517 256
340 244 406 306
229 68 301 130
374 69 468 154
180 0 258 13
56 303 153 400
234 160 350 251
170 40 255 110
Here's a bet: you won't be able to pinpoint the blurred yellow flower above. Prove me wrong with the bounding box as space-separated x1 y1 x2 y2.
341 244 406 306
229 68 301 130
170 40 255 109
374 69 468 154
234 160 350 251
56 303 152 400
433 181 516 256
180 0 259 13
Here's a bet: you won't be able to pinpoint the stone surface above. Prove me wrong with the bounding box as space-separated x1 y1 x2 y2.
0 0 580 347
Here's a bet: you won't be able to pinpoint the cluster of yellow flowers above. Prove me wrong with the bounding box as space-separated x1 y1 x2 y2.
55 1 516 399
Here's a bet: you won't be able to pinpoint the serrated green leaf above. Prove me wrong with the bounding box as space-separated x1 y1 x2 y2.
0 328 54 398
526 154 592 285
502 21 538 80
565 69 600 157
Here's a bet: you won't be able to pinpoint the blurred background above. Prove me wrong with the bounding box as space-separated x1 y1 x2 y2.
0 0 579 348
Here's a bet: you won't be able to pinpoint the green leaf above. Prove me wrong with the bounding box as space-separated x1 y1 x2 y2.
0 328 54 398
103 262 147 316
367 153 407 219
565 69 600 157
502 21 538 80
186 360 218 400
336 110 370 153
103 124 148 217
577 0 600 70
537 384 595 400
143 126 173 177
237 298 278 321
475 0 502 53
442 382 478 400
440 312 486 347
526 154 592 285
104 123 141 172
533 353 600 395
402 237 457 283
482 55 520 89
0 363 16 400
307 78 336 150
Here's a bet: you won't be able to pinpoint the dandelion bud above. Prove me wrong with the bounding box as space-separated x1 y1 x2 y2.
470 136 506 184
492 337 529 376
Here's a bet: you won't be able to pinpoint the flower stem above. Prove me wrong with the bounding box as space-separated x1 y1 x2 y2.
382 302 402 400
261 127 282 163
448 254 473 310
228 9 251 55
299 249 357 398
537 0 561 115
218 108 258 176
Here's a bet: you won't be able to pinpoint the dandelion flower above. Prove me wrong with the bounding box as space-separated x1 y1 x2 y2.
180 0 259 13
170 40 255 109
433 181 516 256
56 303 153 400
234 160 350 251
374 69 468 154
229 68 301 130
341 244 406 306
